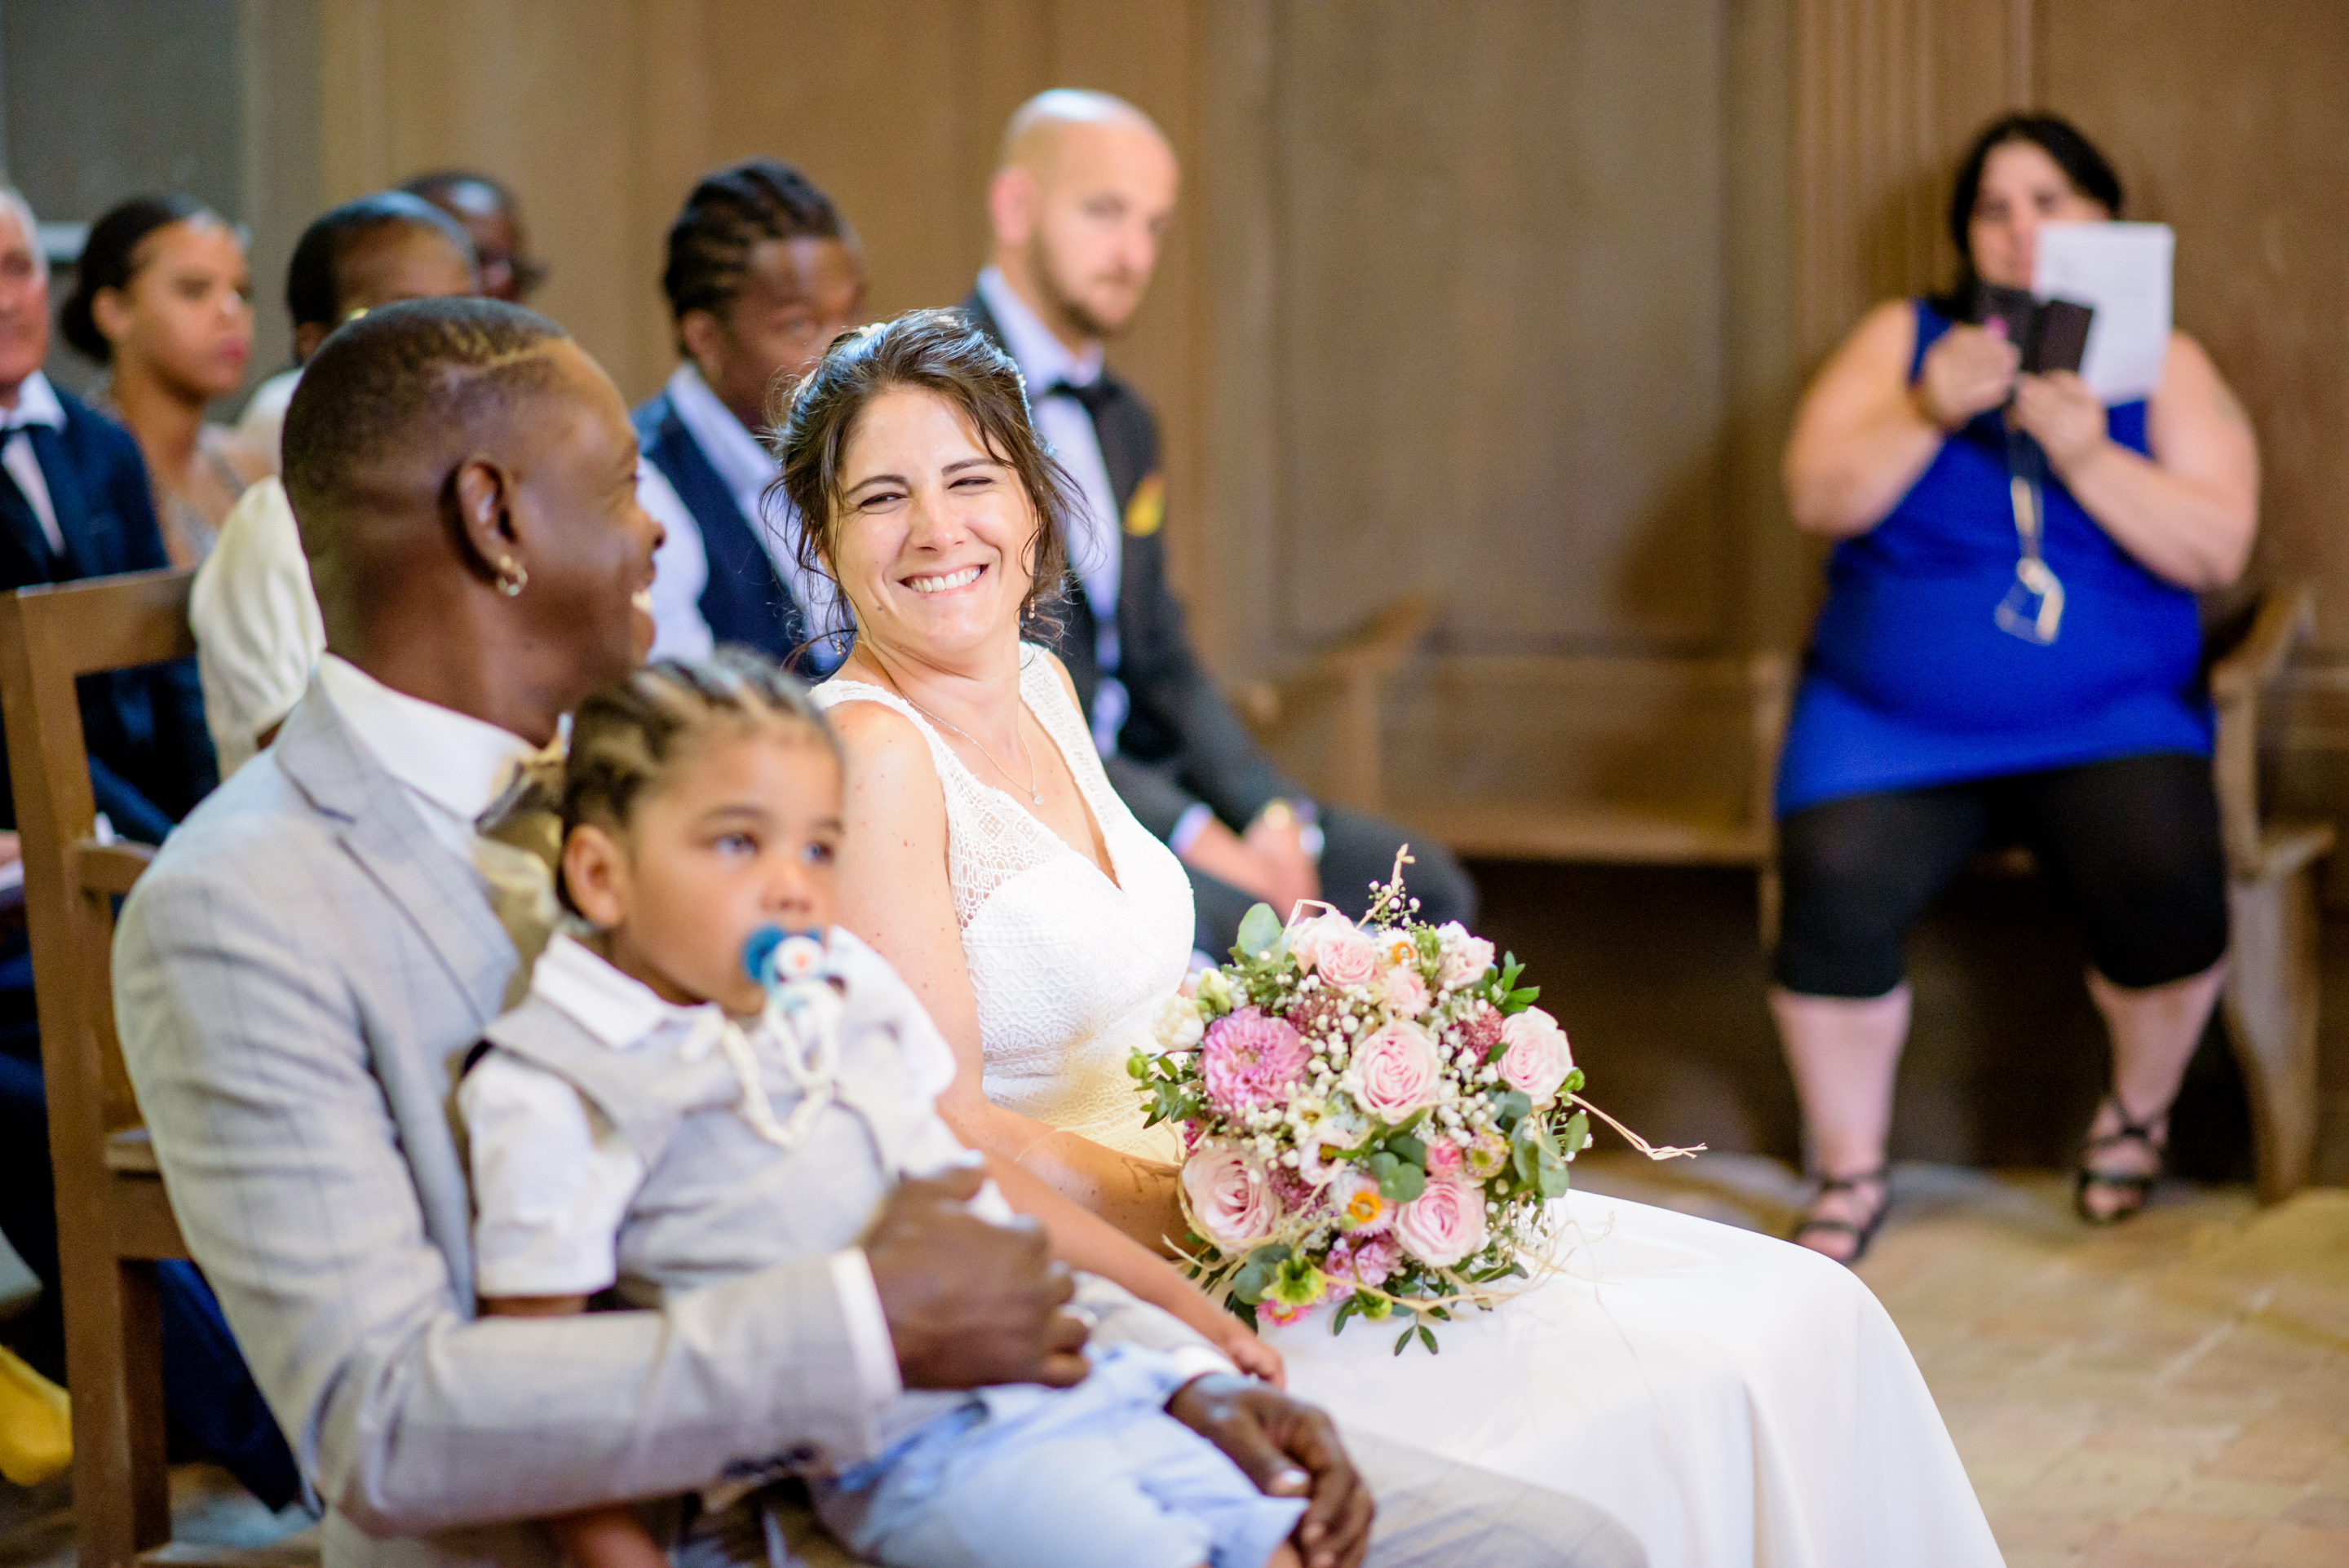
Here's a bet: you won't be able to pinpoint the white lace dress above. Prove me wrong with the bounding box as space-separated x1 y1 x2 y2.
816 651 2002 1568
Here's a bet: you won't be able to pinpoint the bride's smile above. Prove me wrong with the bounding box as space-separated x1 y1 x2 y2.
826 384 1040 664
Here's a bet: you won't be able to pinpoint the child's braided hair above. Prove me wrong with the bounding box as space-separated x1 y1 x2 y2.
541 649 843 915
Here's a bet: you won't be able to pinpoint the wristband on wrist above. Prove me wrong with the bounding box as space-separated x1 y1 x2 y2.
1254 798 1325 860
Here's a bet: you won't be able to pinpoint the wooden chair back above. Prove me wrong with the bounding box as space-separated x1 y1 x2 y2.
0 568 217 1567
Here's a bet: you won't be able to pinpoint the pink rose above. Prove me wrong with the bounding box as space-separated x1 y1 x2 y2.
1423 1137 1465 1178
1183 1142 1281 1251
1435 921 1497 989
1325 1230 1400 1293
1312 920 1379 990
1497 1007 1574 1105
1286 914 1330 974
1395 1177 1489 1268
1201 1007 1312 1116
1382 965 1431 1019
1347 1021 1441 1122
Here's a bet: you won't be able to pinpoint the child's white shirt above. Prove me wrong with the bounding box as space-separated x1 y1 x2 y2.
457 930 967 1406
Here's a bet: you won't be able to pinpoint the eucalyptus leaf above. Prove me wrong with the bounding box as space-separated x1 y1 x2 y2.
1235 902 1285 961
1418 1324 1439 1354
1394 1326 1416 1357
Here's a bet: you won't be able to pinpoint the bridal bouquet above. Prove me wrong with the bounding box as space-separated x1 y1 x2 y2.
1130 855 1692 1354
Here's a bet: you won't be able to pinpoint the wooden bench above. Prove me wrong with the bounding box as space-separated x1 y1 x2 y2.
1242 584 2328 1203
0 568 316 1568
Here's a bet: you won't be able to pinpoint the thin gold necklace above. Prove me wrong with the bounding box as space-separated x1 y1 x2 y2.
877 665 1042 806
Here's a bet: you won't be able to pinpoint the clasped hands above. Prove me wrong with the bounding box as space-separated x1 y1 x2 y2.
1178 802 1321 925
862 1168 1373 1568
1915 319 2112 474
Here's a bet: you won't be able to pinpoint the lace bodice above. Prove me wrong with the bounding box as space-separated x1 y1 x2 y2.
812 649 1191 1156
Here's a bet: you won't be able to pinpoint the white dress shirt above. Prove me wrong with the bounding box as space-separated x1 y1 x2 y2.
657 363 846 672
458 932 901 1405
190 478 325 775
635 457 715 661
234 366 303 462
0 369 70 557
974 270 1139 762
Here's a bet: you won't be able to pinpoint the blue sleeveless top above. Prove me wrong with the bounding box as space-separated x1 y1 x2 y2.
1774 299 2210 815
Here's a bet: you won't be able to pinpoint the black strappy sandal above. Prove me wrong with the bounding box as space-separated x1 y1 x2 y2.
1790 1167 1891 1266
2074 1094 2170 1225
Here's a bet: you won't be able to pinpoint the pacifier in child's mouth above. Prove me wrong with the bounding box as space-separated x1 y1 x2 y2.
742 925 830 990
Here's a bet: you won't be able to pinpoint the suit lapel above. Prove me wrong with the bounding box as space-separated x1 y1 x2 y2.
0 459 55 585
272 687 518 1025
26 425 92 575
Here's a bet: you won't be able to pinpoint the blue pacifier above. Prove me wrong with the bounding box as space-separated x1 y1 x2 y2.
742 925 830 991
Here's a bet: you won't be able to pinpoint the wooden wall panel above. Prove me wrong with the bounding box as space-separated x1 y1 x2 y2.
2036 0 2349 653
1267 0 1731 659
1789 0 2027 368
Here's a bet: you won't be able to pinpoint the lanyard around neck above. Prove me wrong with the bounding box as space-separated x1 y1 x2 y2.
1996 425 2065 645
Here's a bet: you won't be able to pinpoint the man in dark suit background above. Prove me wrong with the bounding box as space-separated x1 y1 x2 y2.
964 91 1475 954
0 188 294 1510
633 159 867 671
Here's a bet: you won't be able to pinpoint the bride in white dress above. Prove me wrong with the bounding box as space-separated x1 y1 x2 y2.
785 311 2004 1568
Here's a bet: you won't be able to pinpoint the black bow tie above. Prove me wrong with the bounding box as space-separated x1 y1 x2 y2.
1046 378 1115 418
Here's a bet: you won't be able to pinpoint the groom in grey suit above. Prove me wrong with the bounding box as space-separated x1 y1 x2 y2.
113 299 1641 1566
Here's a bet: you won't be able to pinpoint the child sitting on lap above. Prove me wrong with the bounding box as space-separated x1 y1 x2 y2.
458 650 1301 1568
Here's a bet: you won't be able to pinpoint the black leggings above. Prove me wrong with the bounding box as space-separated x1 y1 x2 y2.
1774 754 2229 999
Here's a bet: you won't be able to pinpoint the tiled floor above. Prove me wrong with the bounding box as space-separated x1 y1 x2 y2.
6 1161 2345 1566
1577 1155 2349 1568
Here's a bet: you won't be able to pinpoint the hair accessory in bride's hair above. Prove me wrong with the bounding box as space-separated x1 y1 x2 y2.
1131 848 1699 1352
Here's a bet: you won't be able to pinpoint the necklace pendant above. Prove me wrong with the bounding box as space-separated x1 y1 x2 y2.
1032 791 1043 806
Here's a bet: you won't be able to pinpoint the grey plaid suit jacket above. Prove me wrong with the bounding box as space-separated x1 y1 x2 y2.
113 682 1646 1568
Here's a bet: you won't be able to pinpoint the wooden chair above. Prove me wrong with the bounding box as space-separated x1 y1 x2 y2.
0 568 308 1567
1230 593 1439 815
2206 582 2332 1201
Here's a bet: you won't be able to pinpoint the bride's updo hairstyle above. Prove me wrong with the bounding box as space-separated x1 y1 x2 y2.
770 307 1076 638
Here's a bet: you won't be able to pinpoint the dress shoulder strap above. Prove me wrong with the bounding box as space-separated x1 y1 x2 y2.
810 678 966 781
1017 645 1124 821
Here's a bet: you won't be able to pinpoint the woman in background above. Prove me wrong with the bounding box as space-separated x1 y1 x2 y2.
1773 113 2259 1261
60 194 268 565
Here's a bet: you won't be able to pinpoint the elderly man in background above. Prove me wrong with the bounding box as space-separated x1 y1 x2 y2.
0 187 295 1510
196 191 480 774
964 91 1477 956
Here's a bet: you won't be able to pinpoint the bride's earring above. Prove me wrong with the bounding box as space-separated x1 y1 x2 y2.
493 555 529 597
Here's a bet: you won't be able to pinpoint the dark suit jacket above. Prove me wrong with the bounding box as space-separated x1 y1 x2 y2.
633 390 812 667
963 293 1300 841
0 387 215 841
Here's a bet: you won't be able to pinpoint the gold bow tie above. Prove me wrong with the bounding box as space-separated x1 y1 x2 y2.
475 743 569 1005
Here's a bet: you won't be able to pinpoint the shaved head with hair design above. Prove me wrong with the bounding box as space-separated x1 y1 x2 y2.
281 297 664 747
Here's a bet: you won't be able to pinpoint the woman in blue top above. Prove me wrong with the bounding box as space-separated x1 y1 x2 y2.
1772 114 2260 1262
